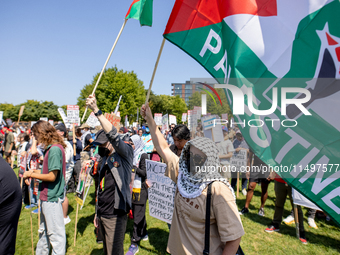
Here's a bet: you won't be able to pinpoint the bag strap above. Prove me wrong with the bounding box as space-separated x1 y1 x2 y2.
203 181 245 255
203 182 213 255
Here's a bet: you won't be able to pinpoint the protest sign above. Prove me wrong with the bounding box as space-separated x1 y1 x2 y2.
169 114 177 125
75 161 93 206
58 108 71 128
181 113 187 122
0 111 3 123
221 113 228 121
67 105 80 126
30 121 37 128
154 113 162 126
146 160 175 224
161 114 168 132
48 120 54 126
86 112 100 128
104 112 121 130
39 117 48 122
230 150 248 172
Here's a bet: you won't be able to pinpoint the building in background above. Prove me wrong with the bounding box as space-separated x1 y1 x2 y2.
171 78 217 104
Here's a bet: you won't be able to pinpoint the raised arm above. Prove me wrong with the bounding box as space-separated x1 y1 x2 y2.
141 103 174 164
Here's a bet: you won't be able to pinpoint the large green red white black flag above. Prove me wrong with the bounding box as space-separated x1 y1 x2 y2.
164 0 340 225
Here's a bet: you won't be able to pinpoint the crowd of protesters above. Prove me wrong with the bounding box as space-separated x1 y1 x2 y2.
0 94 332 255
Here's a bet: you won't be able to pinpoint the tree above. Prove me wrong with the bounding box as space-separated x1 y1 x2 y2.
148 92 187 124
188 89 232 118
77 67 145 122
0 100 62 122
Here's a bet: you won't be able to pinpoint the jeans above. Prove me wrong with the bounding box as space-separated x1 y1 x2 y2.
36 199 66 255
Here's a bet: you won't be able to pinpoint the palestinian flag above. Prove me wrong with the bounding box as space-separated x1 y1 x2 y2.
125 0 153 26
164 0 340 226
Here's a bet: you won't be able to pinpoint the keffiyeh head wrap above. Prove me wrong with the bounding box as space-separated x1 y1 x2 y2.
130 134 146 167
177 137 235 199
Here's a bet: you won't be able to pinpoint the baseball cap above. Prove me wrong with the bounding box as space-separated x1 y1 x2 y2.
55 123 67 134
92 129 109 146
222 126 228 132
119 127 128 133
236 130 242 135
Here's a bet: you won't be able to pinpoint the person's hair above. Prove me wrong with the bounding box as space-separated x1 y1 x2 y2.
171 124 190 141
32 120 66 148
75 127 82 137
18 133 30 142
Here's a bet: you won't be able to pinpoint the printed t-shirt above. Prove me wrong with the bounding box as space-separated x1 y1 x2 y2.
164 153 245 255
39 145 65 202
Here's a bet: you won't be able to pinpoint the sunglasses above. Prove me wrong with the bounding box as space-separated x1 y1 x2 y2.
189 151 207 167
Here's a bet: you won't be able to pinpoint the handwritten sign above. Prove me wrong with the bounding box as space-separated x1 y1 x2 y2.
181 113 187 122
146 160 175 224
230 149 248 172
58 108 71 128
169 114 177 125
104 113 121 130
86 112 100 128
161 114 168 132
67 105 80 126
154 113 162 126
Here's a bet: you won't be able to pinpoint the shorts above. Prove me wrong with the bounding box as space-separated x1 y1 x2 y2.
249 164 270 183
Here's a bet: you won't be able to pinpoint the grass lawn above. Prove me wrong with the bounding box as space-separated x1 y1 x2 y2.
14 167 339 255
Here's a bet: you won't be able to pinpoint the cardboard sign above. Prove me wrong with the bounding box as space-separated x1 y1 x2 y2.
162 114 169 132
86 112 100 128
104 113 121 130
230 150 248 172
154 113 163 126
19 105 25 117
58 108 71 128
146 160 175 224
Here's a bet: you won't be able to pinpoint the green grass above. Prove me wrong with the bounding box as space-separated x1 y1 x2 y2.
14 167 339 254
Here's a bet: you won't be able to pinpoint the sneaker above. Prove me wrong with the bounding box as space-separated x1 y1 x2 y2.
299 238 308 245
242 188 247 196
307 218 318 229
25 204 37 210
239 207 249 215
32 208 40 214
141 234 148 241
64 215 71 225
258 208 265 217
265 225 280 233
283 215 295 225
125 244 139 255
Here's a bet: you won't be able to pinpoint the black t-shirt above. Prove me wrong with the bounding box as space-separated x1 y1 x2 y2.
84 134 92 149
97 164 125 218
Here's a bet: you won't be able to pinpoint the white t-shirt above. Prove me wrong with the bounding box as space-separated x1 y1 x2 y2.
217 139 235 165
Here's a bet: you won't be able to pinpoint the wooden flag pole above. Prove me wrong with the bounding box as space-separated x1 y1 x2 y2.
82 19 128 122
145 38 166 104
236 172 240 198
294 204 300 239
74 203 79 246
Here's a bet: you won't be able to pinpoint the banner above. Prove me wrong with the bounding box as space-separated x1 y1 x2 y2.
169 114 177 125
86 112 101 128
162 114 169 132
164 0 340 225
146 160 175 224
154 113 163 126
292 189 321 211
67 105 80 126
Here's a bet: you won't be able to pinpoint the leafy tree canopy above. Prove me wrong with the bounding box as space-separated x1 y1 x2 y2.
77 67 145 122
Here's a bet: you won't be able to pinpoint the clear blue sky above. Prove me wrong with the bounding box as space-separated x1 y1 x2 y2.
0 0 210 106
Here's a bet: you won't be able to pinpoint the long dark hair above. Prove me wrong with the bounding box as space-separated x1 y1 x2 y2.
171 124 190 141
32 120 66 148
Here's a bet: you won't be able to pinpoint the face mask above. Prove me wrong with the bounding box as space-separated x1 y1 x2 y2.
98 147 110 157
81 130 85 134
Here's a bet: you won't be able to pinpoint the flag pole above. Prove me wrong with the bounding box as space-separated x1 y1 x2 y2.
145 38 166 104
81 19 128 122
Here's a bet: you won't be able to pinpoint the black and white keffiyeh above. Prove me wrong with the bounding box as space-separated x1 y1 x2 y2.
130 134 146 167
177 137 235 199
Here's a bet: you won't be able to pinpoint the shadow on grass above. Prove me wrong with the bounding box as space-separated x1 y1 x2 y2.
89 192 96 206
145 227 169 254
89 248 104 255
77 213 95 236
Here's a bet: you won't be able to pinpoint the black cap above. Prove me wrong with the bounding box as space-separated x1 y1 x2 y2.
55 123 67 134
92 129 109 145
